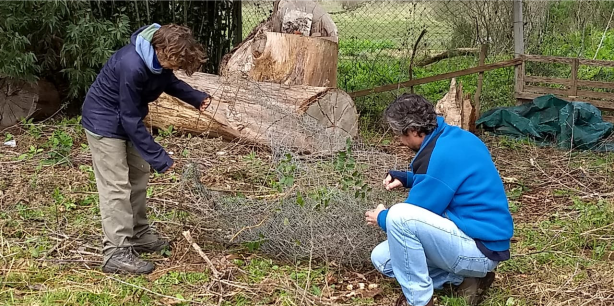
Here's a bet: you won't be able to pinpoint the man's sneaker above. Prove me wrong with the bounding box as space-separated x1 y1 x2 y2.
455 272 496 306
102 247 155 274
133 239 170 255
395 294 434 306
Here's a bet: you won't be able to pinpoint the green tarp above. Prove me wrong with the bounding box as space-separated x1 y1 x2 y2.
475 94 614 151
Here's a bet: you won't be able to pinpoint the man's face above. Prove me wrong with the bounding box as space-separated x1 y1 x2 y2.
398 130 424 152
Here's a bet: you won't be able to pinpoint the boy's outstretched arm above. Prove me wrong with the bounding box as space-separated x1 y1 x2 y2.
165 73 211 110
119 65 174 173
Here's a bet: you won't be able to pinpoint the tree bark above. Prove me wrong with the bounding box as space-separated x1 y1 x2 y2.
250 32 338 87
0 79 61 128
435 78 477 133
144 72 358 154
219 0 339 88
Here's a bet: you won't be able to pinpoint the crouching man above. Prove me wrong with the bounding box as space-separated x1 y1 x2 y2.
81 23 212 274
365 94 514 306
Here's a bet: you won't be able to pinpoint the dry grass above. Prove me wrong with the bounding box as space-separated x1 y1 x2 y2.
1 119 613 305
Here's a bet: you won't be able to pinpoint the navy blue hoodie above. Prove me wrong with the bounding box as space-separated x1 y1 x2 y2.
81 25 209 173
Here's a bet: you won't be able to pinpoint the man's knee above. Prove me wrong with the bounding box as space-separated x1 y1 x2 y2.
371 241 390 274
386 203 423 231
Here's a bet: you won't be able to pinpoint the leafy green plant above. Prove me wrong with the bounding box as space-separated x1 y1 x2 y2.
272 153 296 192
53 187 76 211
45 129 73 164
17 145 43 161
20 118 43 139
335 139 372 199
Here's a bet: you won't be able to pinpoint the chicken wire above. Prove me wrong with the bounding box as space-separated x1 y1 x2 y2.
180 141 413 270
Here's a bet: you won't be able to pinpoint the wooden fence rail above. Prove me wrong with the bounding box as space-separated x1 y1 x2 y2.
347 53 614 119
516 55 614 112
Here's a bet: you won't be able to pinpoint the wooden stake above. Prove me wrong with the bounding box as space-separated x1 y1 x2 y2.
474 44 488 116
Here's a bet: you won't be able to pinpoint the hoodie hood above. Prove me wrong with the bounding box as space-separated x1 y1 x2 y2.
133 23 163 74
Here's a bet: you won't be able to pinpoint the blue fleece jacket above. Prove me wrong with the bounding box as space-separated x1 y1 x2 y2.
81 24 209 173
378 116 514 252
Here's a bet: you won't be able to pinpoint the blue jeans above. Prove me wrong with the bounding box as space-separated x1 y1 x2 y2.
371 204 499 306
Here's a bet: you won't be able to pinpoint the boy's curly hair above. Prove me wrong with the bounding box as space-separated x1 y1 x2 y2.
152 24 206 76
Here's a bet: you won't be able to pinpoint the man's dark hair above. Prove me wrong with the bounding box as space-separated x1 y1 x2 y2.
384 93 438 136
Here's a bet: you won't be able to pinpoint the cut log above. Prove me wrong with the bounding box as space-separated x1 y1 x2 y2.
219 0 339 88
0 79 61 128
144 72 358 154
435 78 477 133
250 32 338 87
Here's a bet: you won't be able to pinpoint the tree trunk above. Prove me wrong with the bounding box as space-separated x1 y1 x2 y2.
0 79 61 128
249 32 338 87
144 72 358 154
435 78 477 133
219 0 339 88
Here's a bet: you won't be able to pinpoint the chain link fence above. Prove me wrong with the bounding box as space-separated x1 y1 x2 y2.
239 0 614 129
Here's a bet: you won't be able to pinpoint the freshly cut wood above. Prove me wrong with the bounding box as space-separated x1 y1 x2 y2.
219 0 339 88
145 72 358 153
250 32 338 87
435 78 477 133
0 79 61 128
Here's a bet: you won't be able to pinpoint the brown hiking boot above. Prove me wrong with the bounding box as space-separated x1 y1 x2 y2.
395 294 434 306
102 247 155 275
455 272 496 306
133 238 170 255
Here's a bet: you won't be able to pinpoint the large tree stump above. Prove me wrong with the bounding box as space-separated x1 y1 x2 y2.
249 32 338 87
0 79 61 128
435 78 477 133
145 72 358 154
219 0 339 88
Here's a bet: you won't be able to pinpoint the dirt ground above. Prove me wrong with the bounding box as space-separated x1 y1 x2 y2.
1 119 613 306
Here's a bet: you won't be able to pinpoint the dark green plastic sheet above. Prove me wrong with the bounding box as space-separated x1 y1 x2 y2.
475 94 614 151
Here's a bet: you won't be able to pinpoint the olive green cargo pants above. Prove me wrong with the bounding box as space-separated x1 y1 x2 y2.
85 130 159 258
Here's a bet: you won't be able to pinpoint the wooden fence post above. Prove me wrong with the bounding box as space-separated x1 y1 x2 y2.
514 0 525 105
474 44 488 116
570 58 579 97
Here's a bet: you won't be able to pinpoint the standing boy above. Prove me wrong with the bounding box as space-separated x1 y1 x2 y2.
81 23 212 274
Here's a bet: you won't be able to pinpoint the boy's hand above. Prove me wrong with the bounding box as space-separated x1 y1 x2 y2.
365 204 386 226
167 161 176 172
200 97 212 112
383 174 402 190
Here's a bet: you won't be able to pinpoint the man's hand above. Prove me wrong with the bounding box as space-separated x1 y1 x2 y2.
383 174 403 191
365 204 386 226
200 97 212 112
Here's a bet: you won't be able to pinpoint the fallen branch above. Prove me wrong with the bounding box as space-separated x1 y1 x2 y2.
182 230 220 279
408 29 427 93
415 48 480 67
229 217 268 243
